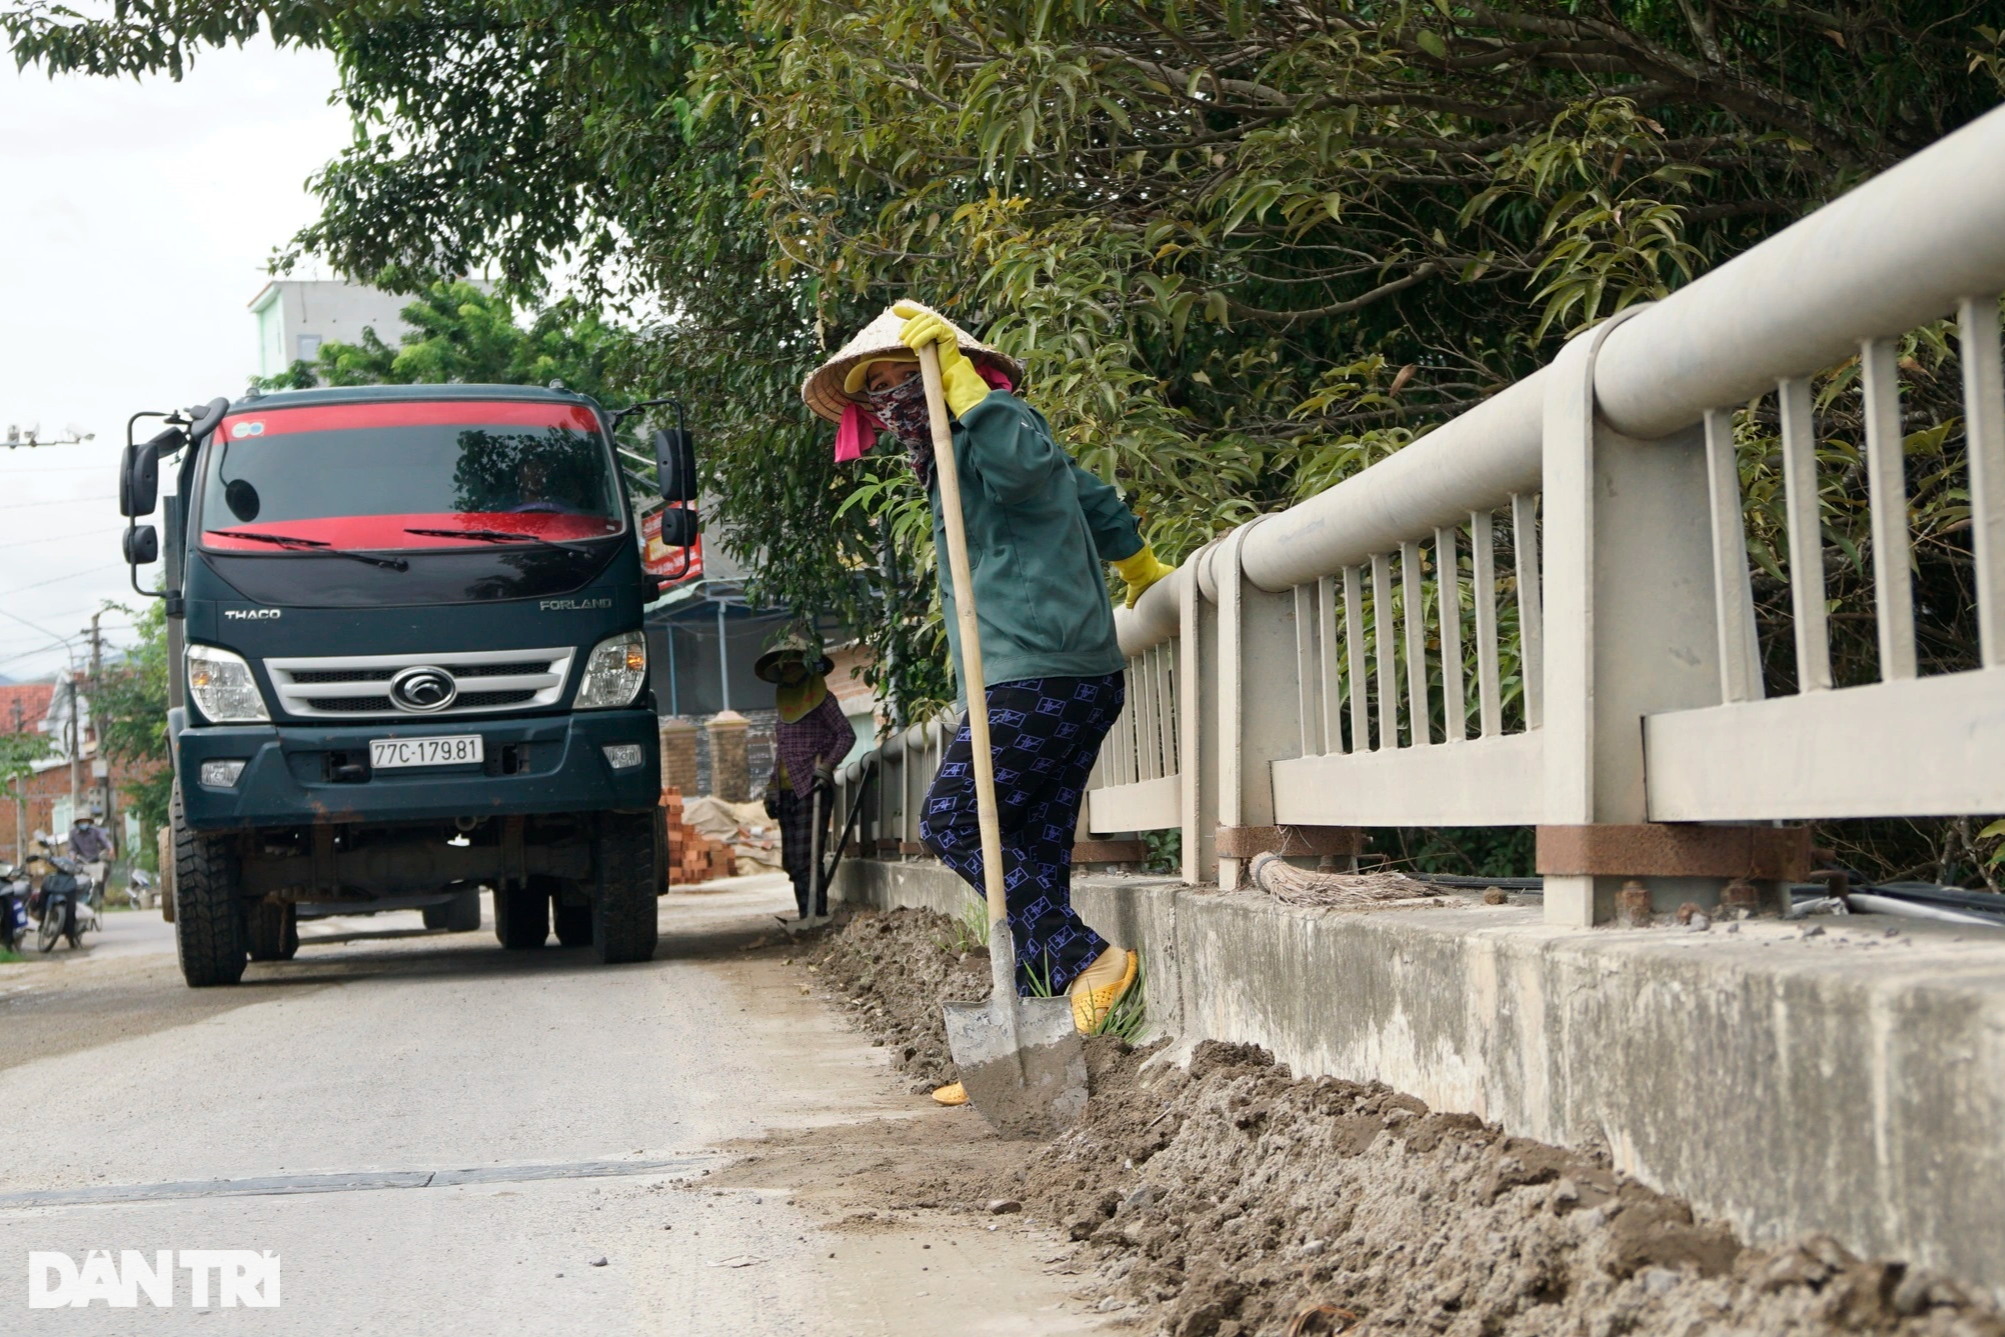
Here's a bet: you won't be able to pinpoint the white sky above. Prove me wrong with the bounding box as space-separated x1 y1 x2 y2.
0 39 347 682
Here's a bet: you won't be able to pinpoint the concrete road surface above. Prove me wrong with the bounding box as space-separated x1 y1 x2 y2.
0 876 1103 1335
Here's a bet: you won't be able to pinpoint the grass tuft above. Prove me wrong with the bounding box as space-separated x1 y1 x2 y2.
1087 952 1149 1040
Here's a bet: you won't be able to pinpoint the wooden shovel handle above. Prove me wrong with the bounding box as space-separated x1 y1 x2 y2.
918 344 1009 932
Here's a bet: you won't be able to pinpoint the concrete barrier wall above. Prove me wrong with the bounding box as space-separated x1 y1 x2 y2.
836 858 2005 1299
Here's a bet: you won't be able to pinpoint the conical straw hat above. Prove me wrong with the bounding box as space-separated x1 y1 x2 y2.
801 302 1024 425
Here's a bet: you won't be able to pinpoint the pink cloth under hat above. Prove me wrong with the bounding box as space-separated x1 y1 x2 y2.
833 363 1017 463
802 302 1025 462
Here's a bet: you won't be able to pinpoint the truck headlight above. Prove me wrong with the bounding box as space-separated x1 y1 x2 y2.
186 645 269 723
574 631 647 709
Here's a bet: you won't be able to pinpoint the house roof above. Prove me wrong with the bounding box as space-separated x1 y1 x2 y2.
0 683 54 733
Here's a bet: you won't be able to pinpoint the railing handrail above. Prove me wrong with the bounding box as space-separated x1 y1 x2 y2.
1238 370 1547 594
1596 103 2005 440
1113 564 1184 657
1121 102 2005 614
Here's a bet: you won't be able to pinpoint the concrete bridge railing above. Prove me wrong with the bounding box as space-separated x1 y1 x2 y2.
837 102 2005 927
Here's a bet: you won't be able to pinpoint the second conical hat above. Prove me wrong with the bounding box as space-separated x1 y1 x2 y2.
800 302 1024 425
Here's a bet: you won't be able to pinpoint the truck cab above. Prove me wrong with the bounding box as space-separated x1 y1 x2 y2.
120 385 697 986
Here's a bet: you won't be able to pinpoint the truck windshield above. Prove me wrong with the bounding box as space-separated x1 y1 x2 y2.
198 401 625 554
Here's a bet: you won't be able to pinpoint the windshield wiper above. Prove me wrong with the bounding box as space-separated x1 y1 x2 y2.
208 530 410 572
403 526 597 553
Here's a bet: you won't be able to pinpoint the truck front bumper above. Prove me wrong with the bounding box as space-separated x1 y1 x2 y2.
172 708 662 831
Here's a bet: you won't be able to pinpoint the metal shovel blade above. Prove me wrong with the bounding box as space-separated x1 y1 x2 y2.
943 993 1088 1139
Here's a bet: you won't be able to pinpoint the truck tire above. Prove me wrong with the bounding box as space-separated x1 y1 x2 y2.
593 811 659 965
425 888 482 932
494 880 548 949
553 897 593 947
171 785 247 987
246 900 299 961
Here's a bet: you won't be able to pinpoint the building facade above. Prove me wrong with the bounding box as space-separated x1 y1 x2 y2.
249 280 413 381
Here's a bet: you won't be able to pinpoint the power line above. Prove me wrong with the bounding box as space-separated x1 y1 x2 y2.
0 561 129 599
0 527 134 553
0 495 119 511
0 624 140 670
0 604 75 645
0 639 71 668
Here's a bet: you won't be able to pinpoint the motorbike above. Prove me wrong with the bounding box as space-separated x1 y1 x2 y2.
29 855 97 953
0 863 28 952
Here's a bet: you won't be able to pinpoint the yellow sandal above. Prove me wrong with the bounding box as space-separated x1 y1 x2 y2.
1069 949 1139 1033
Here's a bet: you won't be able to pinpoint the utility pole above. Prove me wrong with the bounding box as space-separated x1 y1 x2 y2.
88 612 110 848
65 670 79 837
9 698 22 864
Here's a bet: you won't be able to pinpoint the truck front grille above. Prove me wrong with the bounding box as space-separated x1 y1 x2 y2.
265 648 574 720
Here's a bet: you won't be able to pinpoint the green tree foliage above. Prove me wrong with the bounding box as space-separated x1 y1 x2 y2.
0 727 52 855
12 0 1995 719
9 0 2003 874
92 601 173 829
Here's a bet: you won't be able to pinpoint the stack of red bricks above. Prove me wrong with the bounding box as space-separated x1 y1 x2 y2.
661 788 736 885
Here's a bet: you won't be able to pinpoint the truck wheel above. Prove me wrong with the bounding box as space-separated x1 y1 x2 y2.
593 812 659 965
246 900 299 961
494 880 548 949
424 888 482 932
171 784 247 987
553 897 593 947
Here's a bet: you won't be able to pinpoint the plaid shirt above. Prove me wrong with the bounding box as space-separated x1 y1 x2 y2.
774 691 856 798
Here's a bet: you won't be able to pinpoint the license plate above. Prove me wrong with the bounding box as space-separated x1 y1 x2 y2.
368 735 484 770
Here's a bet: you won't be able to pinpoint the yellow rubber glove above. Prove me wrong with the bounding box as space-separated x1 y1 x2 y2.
1113 544 1176 608
894 300 992 417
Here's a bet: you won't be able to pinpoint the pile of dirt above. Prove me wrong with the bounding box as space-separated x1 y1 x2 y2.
805 904 990 1092
794 908 2005 1337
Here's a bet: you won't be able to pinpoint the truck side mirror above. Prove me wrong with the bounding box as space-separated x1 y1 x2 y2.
656 506 698 548
652 427 698 503
123 525 159 565
120 428 179 517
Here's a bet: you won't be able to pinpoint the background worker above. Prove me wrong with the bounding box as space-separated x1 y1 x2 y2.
802 301 1175 1104
757 633 856 921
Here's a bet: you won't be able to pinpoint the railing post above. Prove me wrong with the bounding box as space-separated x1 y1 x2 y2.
1212 522 1309 889
1540 309 1727 926
1180 551 1218 884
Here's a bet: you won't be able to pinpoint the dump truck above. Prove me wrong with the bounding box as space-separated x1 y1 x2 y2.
117 384 698 986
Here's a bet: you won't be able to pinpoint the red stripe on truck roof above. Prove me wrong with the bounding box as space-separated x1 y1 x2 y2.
218 400 600 438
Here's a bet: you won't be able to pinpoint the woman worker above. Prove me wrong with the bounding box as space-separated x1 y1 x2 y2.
757 633 857 921
802 301 1175 1105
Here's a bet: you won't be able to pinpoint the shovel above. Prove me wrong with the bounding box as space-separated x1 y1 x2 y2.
918 339 1089 1140
803 783 824 928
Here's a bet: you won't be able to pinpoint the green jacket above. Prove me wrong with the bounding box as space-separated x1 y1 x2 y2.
926 390 1143 689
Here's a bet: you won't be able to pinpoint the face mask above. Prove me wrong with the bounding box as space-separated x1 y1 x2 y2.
866 374 937 485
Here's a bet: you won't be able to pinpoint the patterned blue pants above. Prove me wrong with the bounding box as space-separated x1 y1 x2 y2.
920 672 1125 995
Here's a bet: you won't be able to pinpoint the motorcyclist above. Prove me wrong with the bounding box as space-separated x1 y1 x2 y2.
69 816 112 895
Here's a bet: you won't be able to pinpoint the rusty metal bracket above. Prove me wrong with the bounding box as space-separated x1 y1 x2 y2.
1216 825 1365 859
1535 824 1810 881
